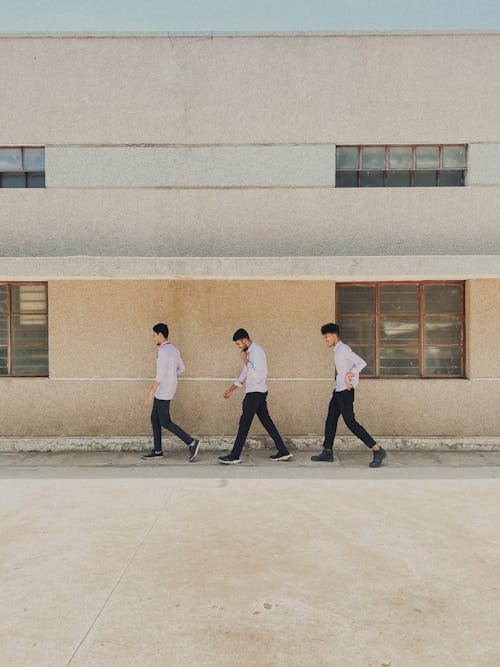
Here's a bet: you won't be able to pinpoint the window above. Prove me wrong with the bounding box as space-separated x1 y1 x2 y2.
336 282 465 378
0 147 45 188
0 283 48 376
336 145 466 188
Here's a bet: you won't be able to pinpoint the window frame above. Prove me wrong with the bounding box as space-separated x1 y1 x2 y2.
335 281 466 378
0 146 45 189
0 281 49 378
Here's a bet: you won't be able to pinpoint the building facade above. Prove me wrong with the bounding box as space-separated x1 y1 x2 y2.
0 32 499 444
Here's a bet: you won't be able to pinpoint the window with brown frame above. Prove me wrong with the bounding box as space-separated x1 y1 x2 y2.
336 282 465 378
335 145 466 187
0 147 45 188
0 283 48 377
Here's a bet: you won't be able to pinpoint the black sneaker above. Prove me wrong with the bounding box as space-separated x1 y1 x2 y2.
269 452 293 461
188 438 200 462
311 449 334 462
369 447 387 468
217 454 241 465
141 450 163 460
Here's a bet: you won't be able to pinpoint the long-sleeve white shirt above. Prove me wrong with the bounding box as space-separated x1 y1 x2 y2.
154 342 185 400
333 341 367 392
234 342 268 393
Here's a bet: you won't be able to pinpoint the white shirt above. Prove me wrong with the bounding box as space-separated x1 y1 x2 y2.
234 342 268 394
154 342 185 400
333 341 367 392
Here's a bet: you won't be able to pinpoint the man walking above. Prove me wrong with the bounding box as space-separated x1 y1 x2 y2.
218 328 292 464
311 323 386 468
141 323 200 462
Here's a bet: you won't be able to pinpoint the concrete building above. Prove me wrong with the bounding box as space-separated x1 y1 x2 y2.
0 32 499 446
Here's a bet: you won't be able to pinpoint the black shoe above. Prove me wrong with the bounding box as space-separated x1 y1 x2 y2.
141 450 163 460
311 449 334 462
188 438 200 462
369 447 386 468
269 452 293 461
217 454 241 465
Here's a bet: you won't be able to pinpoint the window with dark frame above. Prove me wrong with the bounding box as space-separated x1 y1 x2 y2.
336 145 466 188
0 283 49 377
0 147 45 188
336 282 465 378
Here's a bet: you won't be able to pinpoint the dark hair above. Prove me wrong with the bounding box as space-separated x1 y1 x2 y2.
153 323 169 338
232 328 250 342
321 322 340 336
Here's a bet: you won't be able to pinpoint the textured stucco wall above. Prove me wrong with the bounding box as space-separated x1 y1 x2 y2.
0 279 499 438
468 144 500 186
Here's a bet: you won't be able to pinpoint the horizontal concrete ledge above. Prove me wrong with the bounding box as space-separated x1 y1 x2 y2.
1 255 499 280
1 436 500 453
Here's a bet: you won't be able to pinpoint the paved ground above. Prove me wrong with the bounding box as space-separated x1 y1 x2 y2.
1 450 500 666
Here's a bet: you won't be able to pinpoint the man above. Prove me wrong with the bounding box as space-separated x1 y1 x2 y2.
311 322 386 468
218 328 292 464
141 323 200 462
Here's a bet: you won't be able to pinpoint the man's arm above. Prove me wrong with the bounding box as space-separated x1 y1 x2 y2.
345 349 367 389
145 381 160 406
224 365 247 399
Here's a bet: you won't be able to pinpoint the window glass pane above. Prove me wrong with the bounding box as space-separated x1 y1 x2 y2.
26 173 46 188
336 147 358 170
416 146 439 169
439 170 464 187
361 147 385 169
424 316 462 345
23 148 45 171
386 171 410 187
11 284 48 314
0 347 7 375
337 285 375 314
0 284 7 313
11 346 48 376
424 285 462 313
380 284 419 313
337 317 375 345
442 146 466 168
389 147 412 169
11 315 48 345
1 172 26 188
380 347 419 376
0 148 22 171
380 317 419 344
424 347 462 376
413 171 437 187
0 316 8 345
351 346 375 375
360 171 384 187
336 171 358 188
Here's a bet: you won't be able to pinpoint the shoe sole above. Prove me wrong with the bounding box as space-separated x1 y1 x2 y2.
140 455 163 460
369 451 387 468
218 459 241 465
270 454 293 461
310 458 334 462
188 440 200 462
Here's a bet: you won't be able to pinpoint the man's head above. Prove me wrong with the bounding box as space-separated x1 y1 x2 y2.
321 322 341 348
232 328 251 351
152 322 169 345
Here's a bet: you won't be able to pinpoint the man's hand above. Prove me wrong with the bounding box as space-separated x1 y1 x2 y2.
223 385 237 400
145 395 153 407
345 372 355 389
240 350 248 364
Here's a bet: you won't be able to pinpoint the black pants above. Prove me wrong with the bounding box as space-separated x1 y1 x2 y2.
151 398 192 451
231 391 288 458
323 389 376 450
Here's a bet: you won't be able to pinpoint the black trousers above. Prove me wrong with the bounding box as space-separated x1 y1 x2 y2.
231 391 288 458
323 389 376 450
151 397 192 451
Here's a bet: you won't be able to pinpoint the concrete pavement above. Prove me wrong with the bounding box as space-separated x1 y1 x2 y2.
1 450 499 666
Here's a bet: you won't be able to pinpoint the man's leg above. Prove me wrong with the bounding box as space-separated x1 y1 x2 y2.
156 398 193 445
255 393 291 458
230 393 260 459
311 391 341 461
337 390 377 448
140 399 165 458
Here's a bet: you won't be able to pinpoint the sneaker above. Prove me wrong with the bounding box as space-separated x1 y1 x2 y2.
217 454 241 465
141 450 163 460
310 449 334 462
188 438 200 462
369 447 387 468
269 452 293 461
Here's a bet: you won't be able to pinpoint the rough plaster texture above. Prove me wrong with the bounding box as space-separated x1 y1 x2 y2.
45 145 335 188
1 187 500 257
468 143 500 185
0 279 499 438
1 34 500 144
467 279 500 377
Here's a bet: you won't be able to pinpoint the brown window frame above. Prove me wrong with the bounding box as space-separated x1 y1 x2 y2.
0 282 49 377
335 144 467 187
335 281 466 379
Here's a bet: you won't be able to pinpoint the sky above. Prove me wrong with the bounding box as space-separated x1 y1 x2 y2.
0 0 499 33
